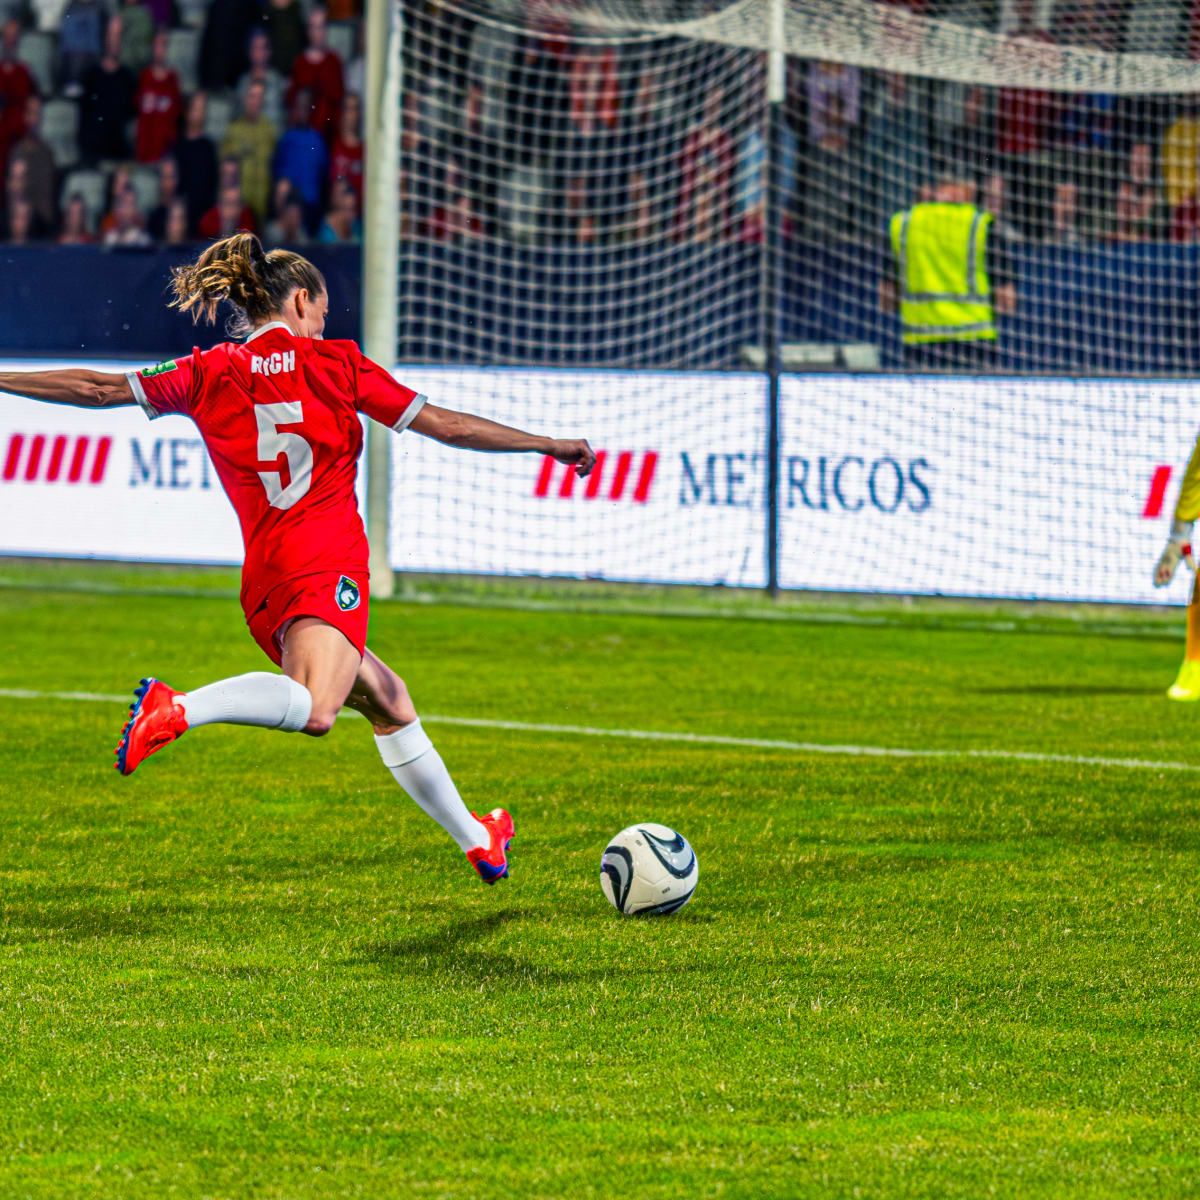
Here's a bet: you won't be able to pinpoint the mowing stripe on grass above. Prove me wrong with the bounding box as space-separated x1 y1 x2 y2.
0 686 1196 774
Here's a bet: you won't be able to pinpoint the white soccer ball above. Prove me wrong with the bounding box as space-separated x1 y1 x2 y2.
599 822 698 916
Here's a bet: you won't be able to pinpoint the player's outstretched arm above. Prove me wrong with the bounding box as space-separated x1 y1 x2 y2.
0 369 134 410
411 403 596 477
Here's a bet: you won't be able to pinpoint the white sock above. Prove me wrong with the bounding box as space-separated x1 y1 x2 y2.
180 672 312 733
375 719 488 852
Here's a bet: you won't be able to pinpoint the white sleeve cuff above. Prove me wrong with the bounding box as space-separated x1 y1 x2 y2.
392 392 427 434
125 371 160 420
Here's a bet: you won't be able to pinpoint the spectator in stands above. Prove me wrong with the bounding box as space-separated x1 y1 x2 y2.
135 28 182 164
421 155 483 242
222 78 277 222
327 0 360 19
317 175 360 242
931 79 993 170
328 90 362 200
80 16 137 163
99 182 151 246
614 65 678 243
199 0 253 92
6 195 36 243
5 156 47 240
861 71 932 235
1163 99 1200 233
287 5 343 144
0 19 36 174
199 179 257 239
143 0 173 33
1049 180 1081 246
175 90 218 232
264 0 306 81
59 0 105 98
264 181 308 244
1060 90 1117 238
803 59 862 236
994 29 1061 243
147 154 180 239
1113 141 1163 242
162 195 189 246
675 83 734 242
118 0 154 75
238 28 286 131
982 170 1024 242
58 191 94 243
881 174 1017 370
343 19 364 100
272 87 328 232
10 96 57 231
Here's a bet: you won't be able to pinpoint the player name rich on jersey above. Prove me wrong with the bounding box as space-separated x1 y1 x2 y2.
251 350 296 376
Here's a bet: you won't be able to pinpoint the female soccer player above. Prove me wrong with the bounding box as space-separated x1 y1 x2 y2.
1154 434 1200 700
0 233 595 883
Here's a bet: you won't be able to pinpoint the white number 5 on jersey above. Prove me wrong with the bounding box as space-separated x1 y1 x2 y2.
255 402 313 510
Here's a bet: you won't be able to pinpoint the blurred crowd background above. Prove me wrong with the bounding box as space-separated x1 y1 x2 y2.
0 0 1195 251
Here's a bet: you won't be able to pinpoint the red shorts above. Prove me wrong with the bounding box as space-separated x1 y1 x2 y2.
244 570 369 666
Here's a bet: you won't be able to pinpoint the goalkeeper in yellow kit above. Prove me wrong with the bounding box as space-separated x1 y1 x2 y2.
1154 437 1200 699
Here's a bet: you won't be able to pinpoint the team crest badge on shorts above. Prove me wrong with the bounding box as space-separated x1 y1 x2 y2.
335 576 361 612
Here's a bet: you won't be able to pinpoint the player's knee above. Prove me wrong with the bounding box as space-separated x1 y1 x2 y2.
303 711 338 737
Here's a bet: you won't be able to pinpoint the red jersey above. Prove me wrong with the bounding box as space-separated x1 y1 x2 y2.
135 66 182 163
126 323 425 613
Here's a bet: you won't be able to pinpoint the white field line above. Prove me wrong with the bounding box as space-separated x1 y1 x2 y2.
0 687 1195 774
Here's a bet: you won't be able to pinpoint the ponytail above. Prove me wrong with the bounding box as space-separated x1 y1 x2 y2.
169 233 326 339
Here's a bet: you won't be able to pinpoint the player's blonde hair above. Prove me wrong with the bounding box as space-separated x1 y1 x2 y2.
169 233 327 339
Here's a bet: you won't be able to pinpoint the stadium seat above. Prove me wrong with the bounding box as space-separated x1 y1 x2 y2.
204 94 235 145
327 22 356 66
128 165 160 215
41 98 79 170
166 29 200 94
176 0 209 30
61 167 108 224
17 31 56 96
1125 0 1188 52
28 0 69 34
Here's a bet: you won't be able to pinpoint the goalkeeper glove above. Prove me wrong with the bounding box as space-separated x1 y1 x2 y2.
1154 519 1196 587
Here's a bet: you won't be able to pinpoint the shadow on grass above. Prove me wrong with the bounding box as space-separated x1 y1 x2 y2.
346 905 720 986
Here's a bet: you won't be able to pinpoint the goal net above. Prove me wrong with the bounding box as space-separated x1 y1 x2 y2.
386 0 1200 603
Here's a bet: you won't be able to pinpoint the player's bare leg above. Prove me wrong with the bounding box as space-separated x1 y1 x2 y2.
346 647 511 882
280 617 363 734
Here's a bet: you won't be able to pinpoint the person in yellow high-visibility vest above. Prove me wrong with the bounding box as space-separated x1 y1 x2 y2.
881 177 1017 370
1153 435 1200 700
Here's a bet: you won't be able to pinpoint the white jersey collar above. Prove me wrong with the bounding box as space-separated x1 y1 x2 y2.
245 321 296 343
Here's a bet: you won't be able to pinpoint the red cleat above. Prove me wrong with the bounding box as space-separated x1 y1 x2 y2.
114 677 188 776
466 808 514 884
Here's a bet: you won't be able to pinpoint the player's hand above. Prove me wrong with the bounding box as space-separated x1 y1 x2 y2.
550 438 596 478
1154 522 1196 587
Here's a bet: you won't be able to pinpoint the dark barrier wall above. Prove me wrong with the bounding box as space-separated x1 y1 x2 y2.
0 245 362 359
0 241 1195 374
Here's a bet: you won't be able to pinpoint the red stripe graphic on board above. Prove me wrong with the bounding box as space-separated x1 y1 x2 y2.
0 434 111 484
24 434 45 481
632 452 658 504
584 450 607 499
533 455 555 497
67 436 90 483
2 434 23 480
90 436 112 484
609 451 633 501
534 450 658 504
1143 465 1172 519
46 435 67 482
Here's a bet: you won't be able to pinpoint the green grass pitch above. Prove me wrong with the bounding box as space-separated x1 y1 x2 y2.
2 562 1200 1198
